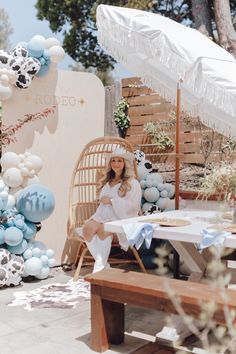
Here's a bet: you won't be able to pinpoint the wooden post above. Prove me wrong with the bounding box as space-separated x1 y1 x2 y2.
175 82 181 210
174 82 181 279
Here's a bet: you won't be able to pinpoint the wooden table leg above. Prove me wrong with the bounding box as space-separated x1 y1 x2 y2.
172 249 180 279
90 284 124 352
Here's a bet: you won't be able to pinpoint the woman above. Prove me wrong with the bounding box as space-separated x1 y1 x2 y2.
83 147 142 273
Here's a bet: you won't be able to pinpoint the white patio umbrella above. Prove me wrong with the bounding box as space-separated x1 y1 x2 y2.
96 4 236 208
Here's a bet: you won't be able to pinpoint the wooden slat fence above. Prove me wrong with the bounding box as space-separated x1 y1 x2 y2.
122 77 236 166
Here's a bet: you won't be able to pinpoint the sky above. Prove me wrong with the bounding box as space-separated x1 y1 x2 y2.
1 0 130 78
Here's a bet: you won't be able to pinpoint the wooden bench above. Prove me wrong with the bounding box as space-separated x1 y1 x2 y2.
85 268 236 352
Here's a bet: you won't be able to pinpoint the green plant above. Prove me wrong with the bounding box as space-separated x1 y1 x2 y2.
113 98 130 130
143 121 175 151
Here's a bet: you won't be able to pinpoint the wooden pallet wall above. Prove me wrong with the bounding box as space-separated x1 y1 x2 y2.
122 77 235 165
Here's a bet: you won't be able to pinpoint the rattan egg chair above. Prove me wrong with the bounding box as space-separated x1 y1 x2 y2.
67 136 146 280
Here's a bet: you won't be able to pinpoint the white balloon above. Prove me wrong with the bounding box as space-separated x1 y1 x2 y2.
8 69 17 84
20 167 29 176
0 83 12 100
0 74 10 85
45 37 61 49
5 194 16 209
24 161 33 169
19 154 25 161
24 152 31 157
24 155 43 173
1 152 21 170
28 169 36 177
21 175 40 187
29 35 46 48
3 167 23 188
49 45 65 63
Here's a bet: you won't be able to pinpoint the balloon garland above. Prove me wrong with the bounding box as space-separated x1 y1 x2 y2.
0 35 65 100
0 151 55 288
134 150 175 214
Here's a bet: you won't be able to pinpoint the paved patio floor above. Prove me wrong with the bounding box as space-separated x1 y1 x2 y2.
0 265 176 354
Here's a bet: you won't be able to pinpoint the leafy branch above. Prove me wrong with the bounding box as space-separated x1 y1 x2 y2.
0 106 56 147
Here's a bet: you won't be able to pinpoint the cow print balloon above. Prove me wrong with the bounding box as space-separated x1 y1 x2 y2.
0 248 11 266
0 50 12 68
16 72 31 89
26 57 40 76
0 266 9 287
12 46 28 58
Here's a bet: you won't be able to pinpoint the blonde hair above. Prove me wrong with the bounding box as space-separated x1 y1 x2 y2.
97 159 135 197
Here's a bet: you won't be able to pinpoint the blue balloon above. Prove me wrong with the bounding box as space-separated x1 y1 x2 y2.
17 41 28 49
8 239 28 255
5 227 23 246
24 257 43 276
37 64 49 77
39 57 46 66
27 42 44 59
23 221 37 240
16 184 55 222
43 49 51 60
0 227 5 245
14 219 25 229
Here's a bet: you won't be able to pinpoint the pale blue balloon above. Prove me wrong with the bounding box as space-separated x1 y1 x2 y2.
144 187 160 203
35 266 50 280
17 41 28 49
24 257 43 276
6 219 15 227
14 219 25 229
27 41 44 58
0 228 5 245
32 247 41 258
160 190 168 198
16 184 55 222
4 227 23 246
48 258 55 267
156 197 171 211
37 64 49 77
31 240 46 252
45 249 54 258
23 221 37 240
23 248 33 260
43 49 51 60
7 239 27 255
26 241 34 250
40 255 48 266
163 183 172 192
39 57 46 66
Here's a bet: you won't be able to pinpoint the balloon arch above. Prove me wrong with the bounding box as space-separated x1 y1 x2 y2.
0 34 63 287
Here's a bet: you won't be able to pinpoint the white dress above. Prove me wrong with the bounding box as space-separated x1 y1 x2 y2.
91 178 142 223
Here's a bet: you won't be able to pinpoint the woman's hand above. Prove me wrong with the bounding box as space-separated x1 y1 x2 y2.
100 196 112 205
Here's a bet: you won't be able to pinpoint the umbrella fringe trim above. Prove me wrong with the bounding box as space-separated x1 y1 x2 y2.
97 11 236 140
97 14 190 80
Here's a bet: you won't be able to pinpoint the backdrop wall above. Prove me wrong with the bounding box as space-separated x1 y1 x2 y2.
2 69 105 263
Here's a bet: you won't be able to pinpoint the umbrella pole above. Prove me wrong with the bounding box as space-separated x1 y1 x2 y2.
173 82 181 279
175 82 181 210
